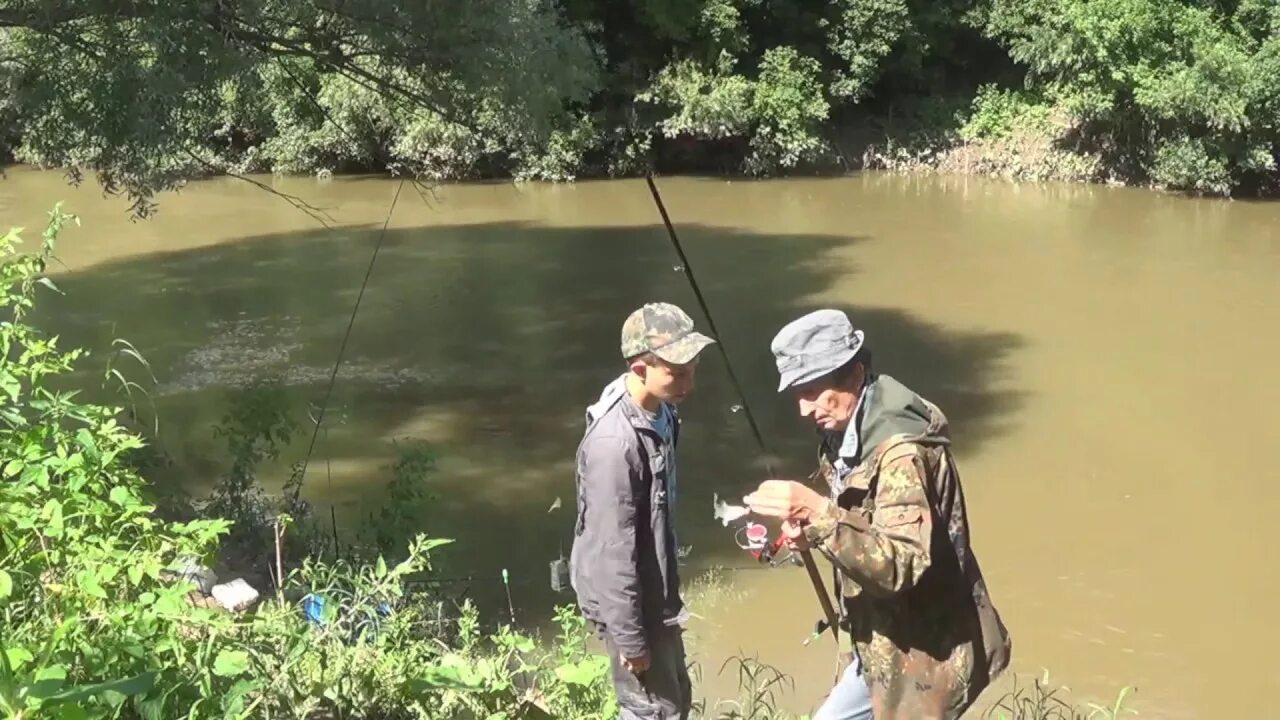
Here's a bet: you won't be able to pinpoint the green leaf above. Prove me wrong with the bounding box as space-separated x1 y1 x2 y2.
212 650 250 678
135 692 166 720
53 704 88 720
554 656 609 687
22 464 49 489
28 664 68 699
153 590 186 616
75 429 99 463
286 638 307 664
121 643 147 661
109 486 133 507
128 565 144 586
5 647 33 672
81 571 106 600
376 556 387 579
98 563 120 583
42 671 157 704
35 665 66 682
102 687 130 708
3 459 21 477
409 658 487 691
220 679 258 716
0 372 19 403
0 569 11 600
43 499 64 538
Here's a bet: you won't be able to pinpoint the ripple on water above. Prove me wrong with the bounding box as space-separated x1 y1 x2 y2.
157 316 437 395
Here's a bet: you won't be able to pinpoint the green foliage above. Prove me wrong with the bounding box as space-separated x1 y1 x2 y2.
7 0 1279 194
0 208 622 719
982 670 1137 719
960 86 1057 142
971 0 1280 193
746 47 830 172
638 45 829 174
358 440 439 562
703 656 795 720
1149 135 1234 195
824 0 912 101
640 53 756 142
0 205 232 718
1 0 600 213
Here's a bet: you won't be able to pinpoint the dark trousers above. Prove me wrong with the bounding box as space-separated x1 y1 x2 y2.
598 623 692 720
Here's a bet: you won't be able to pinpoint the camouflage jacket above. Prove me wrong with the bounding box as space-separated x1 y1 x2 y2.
802 374 1012 720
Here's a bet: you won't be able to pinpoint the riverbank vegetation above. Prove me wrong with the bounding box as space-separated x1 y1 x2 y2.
0 207 616 719
1 0 1277 214
0 207 1140 717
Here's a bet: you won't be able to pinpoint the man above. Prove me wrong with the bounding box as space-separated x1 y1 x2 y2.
744 309 1012 720
570 302 715 720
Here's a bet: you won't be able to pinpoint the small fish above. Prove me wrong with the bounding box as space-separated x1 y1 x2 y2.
546 497 562 513
713 492 750 526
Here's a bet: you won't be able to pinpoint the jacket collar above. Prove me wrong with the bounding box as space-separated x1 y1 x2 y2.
585 373 671 434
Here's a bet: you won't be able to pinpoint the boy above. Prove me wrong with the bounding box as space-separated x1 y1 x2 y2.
570 302 715 720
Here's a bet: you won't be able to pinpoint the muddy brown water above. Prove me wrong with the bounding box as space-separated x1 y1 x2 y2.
3 165 1278 718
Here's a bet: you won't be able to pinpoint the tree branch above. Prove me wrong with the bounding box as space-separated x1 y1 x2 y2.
181 148 338 228
0 1 148 29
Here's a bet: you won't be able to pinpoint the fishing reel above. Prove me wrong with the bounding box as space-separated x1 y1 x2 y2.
735 521 803 568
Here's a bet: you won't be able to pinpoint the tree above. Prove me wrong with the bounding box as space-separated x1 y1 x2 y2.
0 0 601 215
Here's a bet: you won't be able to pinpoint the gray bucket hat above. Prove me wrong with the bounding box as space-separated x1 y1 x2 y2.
621 302 716 364
770 309 865 391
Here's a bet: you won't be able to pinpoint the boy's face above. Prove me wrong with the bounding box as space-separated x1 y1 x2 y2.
632 356 699 405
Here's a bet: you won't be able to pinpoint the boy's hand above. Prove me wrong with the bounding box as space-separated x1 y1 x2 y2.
623 653 650 674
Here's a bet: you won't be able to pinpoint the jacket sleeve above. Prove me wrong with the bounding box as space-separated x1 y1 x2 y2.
580 433 648 658
802 449 934 596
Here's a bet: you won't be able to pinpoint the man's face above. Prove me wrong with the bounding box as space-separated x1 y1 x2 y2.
634 356 699 405
791 371 862 431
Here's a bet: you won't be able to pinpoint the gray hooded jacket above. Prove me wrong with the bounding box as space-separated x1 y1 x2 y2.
569 375 684 659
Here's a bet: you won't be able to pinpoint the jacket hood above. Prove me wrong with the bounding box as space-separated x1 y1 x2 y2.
585 373 629 427
848 373 949 466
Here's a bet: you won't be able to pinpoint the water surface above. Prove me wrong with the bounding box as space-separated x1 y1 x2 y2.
5 166 1278 718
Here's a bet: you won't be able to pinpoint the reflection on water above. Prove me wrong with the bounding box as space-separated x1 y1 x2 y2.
4 166 1279 718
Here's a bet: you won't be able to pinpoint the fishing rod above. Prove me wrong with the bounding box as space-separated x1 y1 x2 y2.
642 173 840 644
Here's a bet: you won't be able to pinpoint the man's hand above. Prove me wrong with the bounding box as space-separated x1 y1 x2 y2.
743 480 828 524
622 653 650 675
781 519 811 551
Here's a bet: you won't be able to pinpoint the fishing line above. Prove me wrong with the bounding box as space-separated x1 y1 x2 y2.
642 173 840 643
292 178 405 497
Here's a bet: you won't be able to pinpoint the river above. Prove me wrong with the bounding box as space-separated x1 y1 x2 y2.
3 165 1278 718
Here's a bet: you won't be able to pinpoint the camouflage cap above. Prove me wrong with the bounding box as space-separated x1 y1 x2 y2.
770 309 865 391
621 302 716 364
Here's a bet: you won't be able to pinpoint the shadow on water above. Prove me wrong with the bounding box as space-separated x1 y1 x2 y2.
40 217 1024 627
